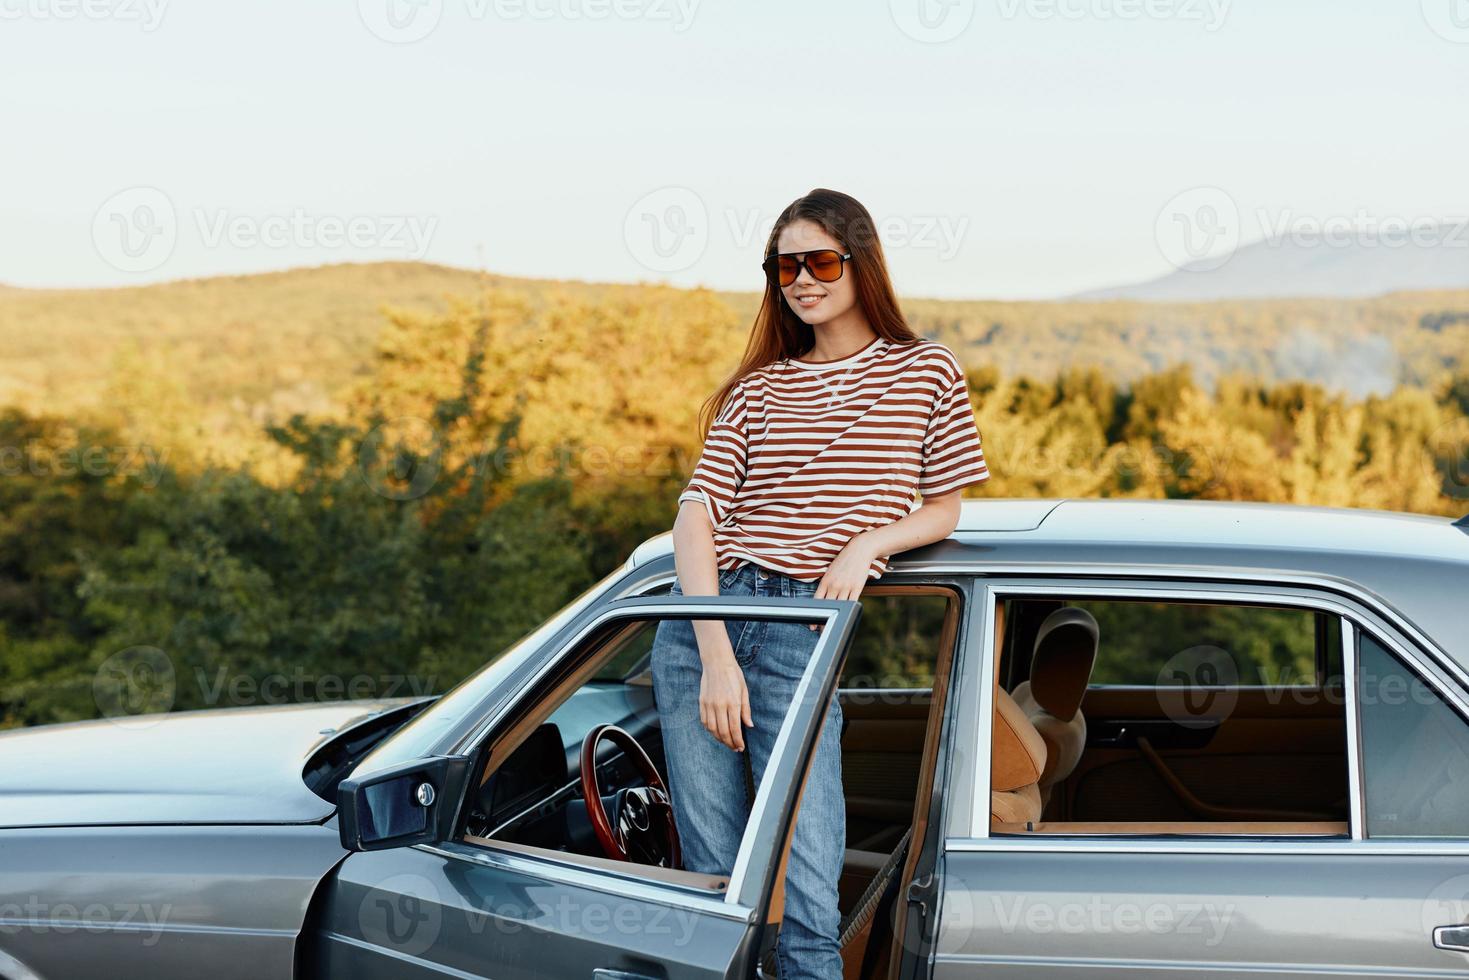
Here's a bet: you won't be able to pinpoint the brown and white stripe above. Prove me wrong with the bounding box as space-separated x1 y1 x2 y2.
678 336 989 581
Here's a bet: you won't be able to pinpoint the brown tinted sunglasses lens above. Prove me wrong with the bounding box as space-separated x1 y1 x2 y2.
806 250 844 281
768 250 846 286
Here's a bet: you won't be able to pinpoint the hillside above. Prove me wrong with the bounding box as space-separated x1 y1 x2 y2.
3 261 1467 465
0 262 626 420
4 263 1468 731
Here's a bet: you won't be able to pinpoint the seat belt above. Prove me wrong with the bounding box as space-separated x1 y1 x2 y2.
836 826 914 976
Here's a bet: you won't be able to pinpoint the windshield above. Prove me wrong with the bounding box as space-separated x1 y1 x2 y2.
349 562 631 777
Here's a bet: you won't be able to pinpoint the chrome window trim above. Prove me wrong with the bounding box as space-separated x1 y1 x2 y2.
1341 618 1366 839
415 841 755 922
1084 683 1323 691
937 583 991 839
943 836 1469 857
452 596 850 910
963 581 998 843
960 578 1469 844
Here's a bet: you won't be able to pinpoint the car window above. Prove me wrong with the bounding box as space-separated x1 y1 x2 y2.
464 605 852 893
1057 599 1329 688
1358 630 1469 838
593 619 656 682
840 593 949 689
990 591 1350 838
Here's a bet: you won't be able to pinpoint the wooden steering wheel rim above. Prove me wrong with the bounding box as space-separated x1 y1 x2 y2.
578 723 680 866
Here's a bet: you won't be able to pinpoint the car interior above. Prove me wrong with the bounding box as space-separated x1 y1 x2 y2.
989 594 1352 837
458 580 962 980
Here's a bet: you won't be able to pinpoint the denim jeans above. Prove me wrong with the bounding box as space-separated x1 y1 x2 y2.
651 560 846 980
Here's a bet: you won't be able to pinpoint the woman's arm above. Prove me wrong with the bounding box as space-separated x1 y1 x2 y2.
672 499 725 599
813 490 964 602
859 488 965 561
672 500 753 752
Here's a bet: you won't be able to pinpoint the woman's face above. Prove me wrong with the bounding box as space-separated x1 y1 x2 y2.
775 219 859 328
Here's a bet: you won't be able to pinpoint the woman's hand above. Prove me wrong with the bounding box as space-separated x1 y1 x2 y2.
699 651 753 752
809 533 877 629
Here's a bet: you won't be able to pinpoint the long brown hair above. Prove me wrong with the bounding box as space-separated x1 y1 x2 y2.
697 187 921 437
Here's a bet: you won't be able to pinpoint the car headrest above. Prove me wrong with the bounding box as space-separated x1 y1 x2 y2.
1029 607 1100 723
993 686 1048 792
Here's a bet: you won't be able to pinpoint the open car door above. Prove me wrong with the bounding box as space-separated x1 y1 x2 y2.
309 593 862 980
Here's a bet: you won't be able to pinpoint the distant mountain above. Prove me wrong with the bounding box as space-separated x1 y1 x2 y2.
1079 229 1469 301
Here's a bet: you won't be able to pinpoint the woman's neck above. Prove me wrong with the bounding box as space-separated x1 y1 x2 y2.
803 314 878 363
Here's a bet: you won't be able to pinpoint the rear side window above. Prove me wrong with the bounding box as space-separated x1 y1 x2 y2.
1358 631 1469 838
1058 599 1331 688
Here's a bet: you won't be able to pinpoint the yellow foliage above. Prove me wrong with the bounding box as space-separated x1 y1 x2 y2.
1 262 1465 519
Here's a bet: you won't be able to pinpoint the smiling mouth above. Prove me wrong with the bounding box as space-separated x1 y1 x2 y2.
795 294 825 308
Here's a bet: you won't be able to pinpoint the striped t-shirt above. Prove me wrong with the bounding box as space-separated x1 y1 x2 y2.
678 336 990 581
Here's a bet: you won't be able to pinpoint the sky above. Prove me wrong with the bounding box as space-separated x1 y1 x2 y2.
1 0 1466 299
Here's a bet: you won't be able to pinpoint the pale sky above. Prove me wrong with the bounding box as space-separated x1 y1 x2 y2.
1 0 1466 299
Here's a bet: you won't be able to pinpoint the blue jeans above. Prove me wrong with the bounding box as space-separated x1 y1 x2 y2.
652 560 846 980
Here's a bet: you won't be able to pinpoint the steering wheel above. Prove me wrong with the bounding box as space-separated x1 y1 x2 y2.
579 724 681 868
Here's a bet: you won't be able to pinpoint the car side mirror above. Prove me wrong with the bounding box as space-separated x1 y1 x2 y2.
337 756 470 851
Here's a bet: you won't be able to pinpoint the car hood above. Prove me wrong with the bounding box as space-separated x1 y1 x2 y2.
0 699 423 829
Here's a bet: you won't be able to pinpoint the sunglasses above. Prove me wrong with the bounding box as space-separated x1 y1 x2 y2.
762 249 852 287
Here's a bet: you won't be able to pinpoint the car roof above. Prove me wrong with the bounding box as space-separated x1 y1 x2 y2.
958 497 1468 562
632 498 1468 568
627 498 1469 670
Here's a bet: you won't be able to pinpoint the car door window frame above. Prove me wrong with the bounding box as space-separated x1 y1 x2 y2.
421 592 861 919
635 567 979 975
945 573 1469 856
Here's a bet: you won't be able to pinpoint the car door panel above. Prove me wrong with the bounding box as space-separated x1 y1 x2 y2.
935 848 1465 978
937 578 1469 980
308 842 754 980
1061 685 1349 824
314 594 862 980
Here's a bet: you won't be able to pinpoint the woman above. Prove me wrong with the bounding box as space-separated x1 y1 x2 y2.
650 188 989 979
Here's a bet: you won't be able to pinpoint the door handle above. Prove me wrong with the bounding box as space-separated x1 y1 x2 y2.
1434 925 1469 953
1088 723 1130 748
592 971 658 980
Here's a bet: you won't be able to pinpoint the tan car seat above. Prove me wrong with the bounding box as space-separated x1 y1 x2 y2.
1010 607 1100 809
991 686 1049 825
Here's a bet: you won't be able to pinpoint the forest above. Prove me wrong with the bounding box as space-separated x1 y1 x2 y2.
2 263 1466 728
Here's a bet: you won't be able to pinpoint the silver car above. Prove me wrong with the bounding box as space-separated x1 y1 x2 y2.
2 497 1467 979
